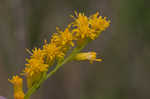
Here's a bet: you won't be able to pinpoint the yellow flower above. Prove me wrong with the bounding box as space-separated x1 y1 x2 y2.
23 47 48 77
51 26 74 51
8 75 22 87
31 48 45 59
8 75 24 99
71 12 110 40
23 48 49 88
75 52 102 63
89 12 110 38
24 58 48 77
72 12 92 40
23 57 48 88
26 48 45 59
43 42 65 60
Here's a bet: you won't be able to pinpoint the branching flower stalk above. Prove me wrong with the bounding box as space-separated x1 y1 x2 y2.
8 11 110 99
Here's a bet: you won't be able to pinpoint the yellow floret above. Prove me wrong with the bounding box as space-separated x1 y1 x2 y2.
43 42 65 60
51 26 74 51
89 12 110 38
24 58 48 77
8 75 24 99
8 75 22 87
23 57 48 88
31 48 45 59
23 47 49 77
72 12 92 40
75 52 102 64
72 12 110 40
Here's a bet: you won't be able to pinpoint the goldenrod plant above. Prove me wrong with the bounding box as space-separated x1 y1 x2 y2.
8 11 110 99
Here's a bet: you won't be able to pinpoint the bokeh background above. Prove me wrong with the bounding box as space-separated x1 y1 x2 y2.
0 0 150 99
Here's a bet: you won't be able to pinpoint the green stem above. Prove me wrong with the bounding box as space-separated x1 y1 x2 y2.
24 40 90 99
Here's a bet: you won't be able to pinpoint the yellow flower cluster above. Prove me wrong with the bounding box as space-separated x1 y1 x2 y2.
23 12 109 78
8 75 24 99
72 12 110 40
9 11 110 99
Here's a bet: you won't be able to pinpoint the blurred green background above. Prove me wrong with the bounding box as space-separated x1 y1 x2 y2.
0 0 150 99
